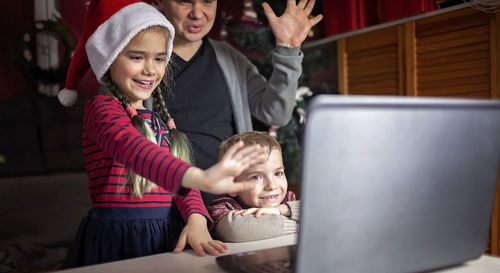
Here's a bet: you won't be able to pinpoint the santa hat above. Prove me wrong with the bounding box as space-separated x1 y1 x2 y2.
58 0 175 107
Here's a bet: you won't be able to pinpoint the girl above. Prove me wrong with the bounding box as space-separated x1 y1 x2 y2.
58 0 265 268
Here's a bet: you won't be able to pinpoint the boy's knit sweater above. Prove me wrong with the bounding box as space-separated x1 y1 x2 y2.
208 191 299 242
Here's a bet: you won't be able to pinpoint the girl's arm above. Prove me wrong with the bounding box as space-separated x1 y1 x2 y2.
174 188 212 228
85 96 266 195
84 96 189 193
173 213 228 256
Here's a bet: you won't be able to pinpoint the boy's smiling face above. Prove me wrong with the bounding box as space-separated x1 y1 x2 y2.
236 148 288 208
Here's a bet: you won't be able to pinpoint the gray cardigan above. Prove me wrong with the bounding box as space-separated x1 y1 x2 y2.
209 39 303 133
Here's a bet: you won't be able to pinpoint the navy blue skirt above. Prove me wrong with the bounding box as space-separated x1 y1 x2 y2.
62 206 185 268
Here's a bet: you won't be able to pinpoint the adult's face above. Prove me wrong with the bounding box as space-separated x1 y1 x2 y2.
159 0 217 46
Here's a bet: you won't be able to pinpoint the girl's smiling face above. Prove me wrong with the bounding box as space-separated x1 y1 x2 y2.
236 148 288 208
109 27 168 108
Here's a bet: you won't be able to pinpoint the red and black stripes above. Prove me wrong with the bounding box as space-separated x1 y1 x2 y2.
82 95 211 224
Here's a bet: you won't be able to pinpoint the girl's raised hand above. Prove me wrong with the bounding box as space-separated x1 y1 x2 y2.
181 141 267 195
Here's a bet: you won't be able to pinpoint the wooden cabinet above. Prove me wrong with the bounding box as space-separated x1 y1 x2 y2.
305 4 500 255
337 7 499 98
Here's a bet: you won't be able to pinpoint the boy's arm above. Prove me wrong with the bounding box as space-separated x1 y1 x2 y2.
214 211 298 243
285 201 300 221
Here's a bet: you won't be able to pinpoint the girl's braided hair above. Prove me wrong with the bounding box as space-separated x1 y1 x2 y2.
101 28 192 197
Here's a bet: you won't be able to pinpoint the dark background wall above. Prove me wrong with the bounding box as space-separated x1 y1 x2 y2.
0 0 441 176
0 0 294 176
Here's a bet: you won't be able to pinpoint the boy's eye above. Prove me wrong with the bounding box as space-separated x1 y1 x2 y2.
155 57 166 62
275 171 284 177
249 174 263 181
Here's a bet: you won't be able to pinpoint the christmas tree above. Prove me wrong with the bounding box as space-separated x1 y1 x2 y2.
220 0 332 183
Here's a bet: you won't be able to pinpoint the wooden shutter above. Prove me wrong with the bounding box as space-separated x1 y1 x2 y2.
339 27 403 95
415 9 491 97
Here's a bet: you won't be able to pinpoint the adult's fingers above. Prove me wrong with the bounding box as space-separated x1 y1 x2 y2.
262 2 277 22
309 14 323 27
296 0 307 9
303 0 315 15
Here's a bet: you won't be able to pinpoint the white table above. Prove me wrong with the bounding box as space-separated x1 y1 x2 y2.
58 234 500 273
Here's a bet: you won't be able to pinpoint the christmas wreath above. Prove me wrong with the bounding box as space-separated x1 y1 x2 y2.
19 20 76 84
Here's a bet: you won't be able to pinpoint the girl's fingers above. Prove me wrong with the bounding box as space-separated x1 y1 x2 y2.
209 240 229 254
173 233 187 254
200 242 218 256
222 141 244 159
226 181 256 194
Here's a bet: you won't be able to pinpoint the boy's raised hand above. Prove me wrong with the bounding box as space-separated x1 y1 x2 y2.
182 141 267 195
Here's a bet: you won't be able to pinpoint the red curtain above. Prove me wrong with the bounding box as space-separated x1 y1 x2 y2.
322 0 436 36
378 0 436 23
323 0 375 36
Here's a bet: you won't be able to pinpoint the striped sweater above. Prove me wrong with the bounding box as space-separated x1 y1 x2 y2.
82 95 211 224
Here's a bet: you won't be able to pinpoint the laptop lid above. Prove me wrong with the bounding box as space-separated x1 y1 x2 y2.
297 95 500 273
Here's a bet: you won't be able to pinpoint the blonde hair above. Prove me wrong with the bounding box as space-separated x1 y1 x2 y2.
104 26 193 197
219 131 281 160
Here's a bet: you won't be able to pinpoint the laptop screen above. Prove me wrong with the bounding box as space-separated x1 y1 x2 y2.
297 95 500 273
216 95 500 273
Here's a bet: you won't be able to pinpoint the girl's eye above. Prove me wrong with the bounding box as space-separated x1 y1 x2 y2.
156 57 166 62
130 56 142 60
275 171 284 177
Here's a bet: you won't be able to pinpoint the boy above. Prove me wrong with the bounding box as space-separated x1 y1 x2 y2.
208 132 300 242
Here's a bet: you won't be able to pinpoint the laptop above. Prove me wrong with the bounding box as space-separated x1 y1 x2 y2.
216 95 500 273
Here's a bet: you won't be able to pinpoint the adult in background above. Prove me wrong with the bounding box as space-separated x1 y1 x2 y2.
158 0 323 204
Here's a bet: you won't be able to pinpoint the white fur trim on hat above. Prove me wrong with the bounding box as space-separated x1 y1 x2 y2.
85 2 175 84
58 88 78 107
